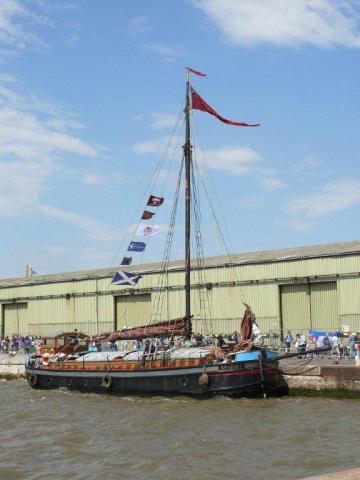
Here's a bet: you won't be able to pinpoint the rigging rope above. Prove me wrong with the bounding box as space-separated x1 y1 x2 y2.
191 113 249 306
152 157 184 323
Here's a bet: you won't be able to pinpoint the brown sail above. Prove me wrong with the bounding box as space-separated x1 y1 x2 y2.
91 316 192 342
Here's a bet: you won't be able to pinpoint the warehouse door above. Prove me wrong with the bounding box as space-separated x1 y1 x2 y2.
280 284 311 334
115 294 151 330
2 303 28 337
281 282 338 334
310 282 338 331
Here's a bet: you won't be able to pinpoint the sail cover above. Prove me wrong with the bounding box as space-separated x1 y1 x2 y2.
92 316 192 342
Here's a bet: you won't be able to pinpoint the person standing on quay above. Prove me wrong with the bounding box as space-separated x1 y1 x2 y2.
284 330 294 353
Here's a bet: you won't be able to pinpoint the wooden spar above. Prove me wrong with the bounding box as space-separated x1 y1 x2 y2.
266 346 331 362
184 68 192 337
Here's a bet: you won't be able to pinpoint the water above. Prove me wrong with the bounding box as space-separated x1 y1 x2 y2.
1 379 359 480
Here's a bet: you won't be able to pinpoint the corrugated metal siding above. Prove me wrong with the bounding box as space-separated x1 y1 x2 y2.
338 277 360 315
115 294 151 329
310 282 338 330
3 303 28 336
281 284 311 333
1 251 360 337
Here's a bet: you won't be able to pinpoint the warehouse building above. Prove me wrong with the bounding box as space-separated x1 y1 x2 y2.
1 240 360 340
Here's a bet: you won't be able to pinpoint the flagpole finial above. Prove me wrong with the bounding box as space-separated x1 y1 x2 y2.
186 67 189 83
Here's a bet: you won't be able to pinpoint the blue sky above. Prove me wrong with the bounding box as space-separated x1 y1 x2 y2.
1 0 360 278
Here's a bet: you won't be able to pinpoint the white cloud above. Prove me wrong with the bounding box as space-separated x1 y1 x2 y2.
132 134 182 156
0 0 50 55
240 195 264 209
0 75 117 241
146 44 186 62
132 138 166 155
37 204 116 241
257 175 285 191
293 156 322 173
283 179 360 229
121 16 153 36
66 33 80 45
193 0 360 48
82 172 105 185
150 112 178 129
81 172 122 185
46 116 84 131
132 136 284 191
205 145 261 175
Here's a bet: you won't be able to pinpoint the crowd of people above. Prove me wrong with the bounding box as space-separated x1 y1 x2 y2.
0 335 35 354
283 330 360 358
1 329 360 360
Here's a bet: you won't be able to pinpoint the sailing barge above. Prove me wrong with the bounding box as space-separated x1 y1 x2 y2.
26 310 287 396
26 67 290 397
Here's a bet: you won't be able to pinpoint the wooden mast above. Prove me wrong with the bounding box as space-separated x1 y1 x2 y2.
184 68 192 337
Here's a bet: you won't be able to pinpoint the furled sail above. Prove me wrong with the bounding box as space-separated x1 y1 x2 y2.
92 316 193 342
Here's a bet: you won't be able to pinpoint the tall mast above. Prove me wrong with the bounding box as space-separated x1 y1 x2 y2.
184 69 192 335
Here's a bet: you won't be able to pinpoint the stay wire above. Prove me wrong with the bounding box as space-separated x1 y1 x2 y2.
190 158 213 335
191 114 249 305
109 105 185 271
152 157 184 323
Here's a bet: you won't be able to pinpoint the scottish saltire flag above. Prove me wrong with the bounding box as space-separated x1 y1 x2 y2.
135 224 159 237
127 241 146 252
111 271 142 286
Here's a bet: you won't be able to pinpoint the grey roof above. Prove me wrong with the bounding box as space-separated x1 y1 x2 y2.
1 240 360 288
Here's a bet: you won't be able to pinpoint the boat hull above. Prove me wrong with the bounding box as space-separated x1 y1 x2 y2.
25 361 288 397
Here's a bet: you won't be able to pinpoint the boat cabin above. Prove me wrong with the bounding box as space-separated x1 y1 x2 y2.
41 332 88 355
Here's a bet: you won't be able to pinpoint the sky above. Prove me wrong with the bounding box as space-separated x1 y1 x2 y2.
1 0 360 278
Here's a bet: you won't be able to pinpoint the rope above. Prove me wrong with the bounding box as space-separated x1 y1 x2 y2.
191 115 249 306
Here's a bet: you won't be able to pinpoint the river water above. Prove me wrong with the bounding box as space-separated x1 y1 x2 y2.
1 379 359 480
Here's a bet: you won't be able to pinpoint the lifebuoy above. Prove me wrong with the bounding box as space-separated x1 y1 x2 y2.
27 373 38 388
101 374 112 390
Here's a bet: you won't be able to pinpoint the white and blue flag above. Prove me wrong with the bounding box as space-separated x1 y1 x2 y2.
111 270 142 286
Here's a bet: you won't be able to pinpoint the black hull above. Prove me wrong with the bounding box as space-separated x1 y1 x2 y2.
25 361 288 397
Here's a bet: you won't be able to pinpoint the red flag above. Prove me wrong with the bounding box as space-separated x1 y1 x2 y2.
141 210 155 220
191 87 260 127
147 195 164 207
187 67 206 77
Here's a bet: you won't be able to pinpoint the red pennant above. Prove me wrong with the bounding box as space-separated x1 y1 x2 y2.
191 87 260 127
187 67 206 77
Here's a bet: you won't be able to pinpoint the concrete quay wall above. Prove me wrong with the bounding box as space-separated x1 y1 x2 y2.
0 354 27 378
284 365 360 397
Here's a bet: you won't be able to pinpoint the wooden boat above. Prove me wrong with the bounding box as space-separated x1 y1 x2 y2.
26 67 289 397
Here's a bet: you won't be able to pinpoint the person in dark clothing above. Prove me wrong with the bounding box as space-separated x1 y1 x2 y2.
323 334 331 357
217 333 225 347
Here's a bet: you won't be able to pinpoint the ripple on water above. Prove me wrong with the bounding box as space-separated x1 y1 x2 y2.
1 380 360 480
